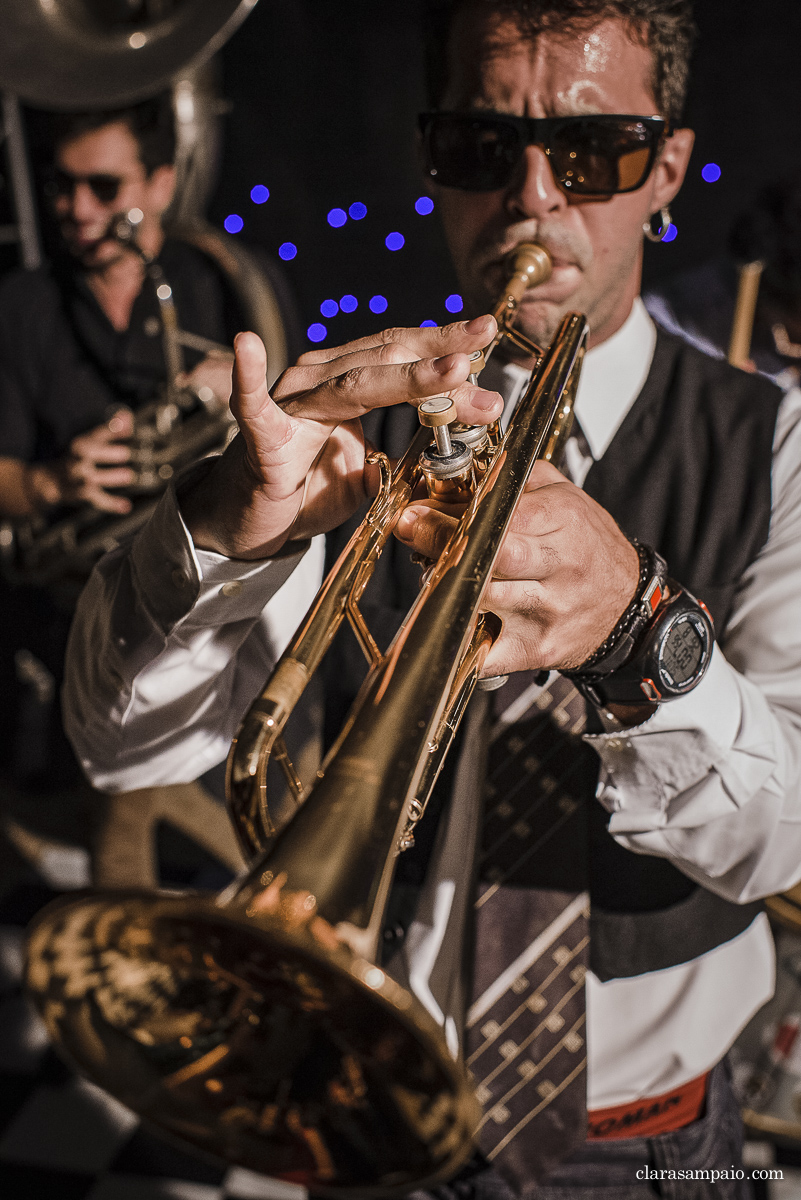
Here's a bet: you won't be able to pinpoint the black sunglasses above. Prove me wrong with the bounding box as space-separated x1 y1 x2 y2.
44 168 124 205
419 112 670 196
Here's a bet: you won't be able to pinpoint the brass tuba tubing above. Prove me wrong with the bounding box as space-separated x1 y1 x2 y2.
26 247 588 1196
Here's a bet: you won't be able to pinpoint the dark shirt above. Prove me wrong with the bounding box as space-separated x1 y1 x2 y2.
0 238 247 463
0 236 299 786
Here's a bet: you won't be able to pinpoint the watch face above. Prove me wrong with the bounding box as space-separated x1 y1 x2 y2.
657 613 710 691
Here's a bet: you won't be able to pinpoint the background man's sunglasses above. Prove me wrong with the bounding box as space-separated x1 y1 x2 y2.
419 112 670 196
44 169 123 205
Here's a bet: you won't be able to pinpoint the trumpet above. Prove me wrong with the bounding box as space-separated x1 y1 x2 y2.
26 245 588 1196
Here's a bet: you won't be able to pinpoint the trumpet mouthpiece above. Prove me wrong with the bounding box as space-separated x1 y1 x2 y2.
506 243 552 294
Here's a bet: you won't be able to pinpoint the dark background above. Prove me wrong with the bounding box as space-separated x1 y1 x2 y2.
9 0 801 347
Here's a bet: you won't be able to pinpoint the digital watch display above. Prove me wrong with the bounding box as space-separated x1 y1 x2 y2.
567 586 715 708
657 612 707 690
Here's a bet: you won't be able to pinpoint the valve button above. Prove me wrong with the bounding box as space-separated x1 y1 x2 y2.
419 396 456 427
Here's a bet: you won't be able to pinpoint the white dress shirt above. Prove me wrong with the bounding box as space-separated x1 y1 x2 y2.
65 298 801 1108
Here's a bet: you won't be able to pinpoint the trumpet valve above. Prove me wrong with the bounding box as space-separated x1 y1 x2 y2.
418 395 457 456
467 347 486 385
418 396 475 501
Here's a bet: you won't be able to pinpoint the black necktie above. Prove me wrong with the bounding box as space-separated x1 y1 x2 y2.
467 673 598 1188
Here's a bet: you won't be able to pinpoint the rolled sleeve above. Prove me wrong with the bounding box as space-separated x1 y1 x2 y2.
589 646 745 829
65 480 323 791
586 644 801 902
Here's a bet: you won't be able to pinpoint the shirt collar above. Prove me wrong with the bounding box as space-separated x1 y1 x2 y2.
496 296 657 461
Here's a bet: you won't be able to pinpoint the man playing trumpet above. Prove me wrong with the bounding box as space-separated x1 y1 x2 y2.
64 1 801 1195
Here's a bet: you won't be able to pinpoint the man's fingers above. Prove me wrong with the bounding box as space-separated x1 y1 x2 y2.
297 314 497 366
90 466 136 489
394 499 562 586
107 408 134 438
231 331 272 421
276 342 501 420
72 412 134 460
273 340 423 400
72 440 132 465
394 504 459 560
229 331 298 476
277 354 502 426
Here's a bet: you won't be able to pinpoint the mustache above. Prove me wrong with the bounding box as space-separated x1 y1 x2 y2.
474 221 591 276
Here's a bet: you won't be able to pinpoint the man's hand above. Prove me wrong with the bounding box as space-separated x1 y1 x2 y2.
394 459 640 675
25 410 136 515
180 316 504 559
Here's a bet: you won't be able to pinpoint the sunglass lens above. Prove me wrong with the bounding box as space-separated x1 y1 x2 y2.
89 175 122 204
45 171 122 204
426 116 521 191
551 119 655 195
44 169 74 199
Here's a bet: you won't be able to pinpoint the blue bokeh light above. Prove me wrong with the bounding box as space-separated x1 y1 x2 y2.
307 323 327 343
320 299 339 318
420 320 437 328
369 295 388 314
224 214 244 234
328 207 348 228
415 196 435 215
340 294 358 313
662 223 678 243
250 185 270 204
278 242 297 261
701 163 721 183
349 202 367 220
385 232 405 251
445 294 464 314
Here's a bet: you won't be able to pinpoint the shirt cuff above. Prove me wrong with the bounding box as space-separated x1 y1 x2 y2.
129 471 310 634
585 645 744 827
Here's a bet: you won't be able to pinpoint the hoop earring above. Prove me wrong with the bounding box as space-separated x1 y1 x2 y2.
643 206 672 243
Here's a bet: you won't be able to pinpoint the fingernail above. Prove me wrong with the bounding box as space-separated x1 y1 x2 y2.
465 315 491 333
473 390 502 412
396 509 417 536
433 353 458 374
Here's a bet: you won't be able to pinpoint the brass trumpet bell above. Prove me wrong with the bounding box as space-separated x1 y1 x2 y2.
27 889 478 1195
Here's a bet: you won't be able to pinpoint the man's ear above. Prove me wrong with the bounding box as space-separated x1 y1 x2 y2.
148 163 177 214
650 127 694 210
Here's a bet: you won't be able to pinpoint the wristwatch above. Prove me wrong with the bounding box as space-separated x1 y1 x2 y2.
562 544 715 708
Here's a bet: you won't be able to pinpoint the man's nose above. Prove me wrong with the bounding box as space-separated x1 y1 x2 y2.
69 181 104 223
504 144 567 222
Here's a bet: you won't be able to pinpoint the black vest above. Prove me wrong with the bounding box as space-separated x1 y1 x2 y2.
322 328 783 982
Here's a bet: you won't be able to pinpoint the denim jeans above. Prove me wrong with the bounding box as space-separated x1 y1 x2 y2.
408 1061 752 1200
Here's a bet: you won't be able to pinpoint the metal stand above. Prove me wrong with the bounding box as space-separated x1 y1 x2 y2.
0 93 41 270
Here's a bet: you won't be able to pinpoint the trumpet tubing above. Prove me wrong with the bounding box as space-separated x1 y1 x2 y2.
26 246 588 1195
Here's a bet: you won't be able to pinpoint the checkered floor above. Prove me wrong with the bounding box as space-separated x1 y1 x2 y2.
0 792 307 1200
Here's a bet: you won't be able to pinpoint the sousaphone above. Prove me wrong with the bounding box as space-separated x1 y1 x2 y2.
0 0 259 109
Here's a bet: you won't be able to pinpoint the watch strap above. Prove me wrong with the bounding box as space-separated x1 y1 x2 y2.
565 585 715 708
563 542 668 680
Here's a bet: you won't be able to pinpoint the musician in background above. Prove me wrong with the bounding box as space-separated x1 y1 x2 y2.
63 0 801 1195
646 175 801 385
0 94 297 801
0 93 239 521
